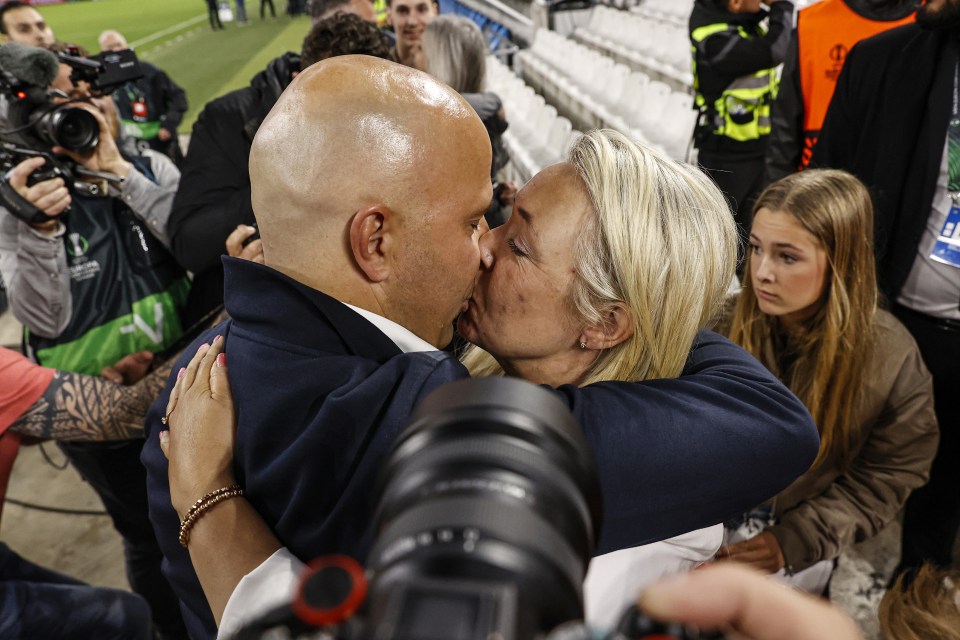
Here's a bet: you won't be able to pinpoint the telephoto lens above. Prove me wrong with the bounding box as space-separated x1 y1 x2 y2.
366 377 603 640
34 105 99 153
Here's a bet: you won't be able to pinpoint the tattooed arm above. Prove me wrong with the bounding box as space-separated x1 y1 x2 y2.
10 359 173 441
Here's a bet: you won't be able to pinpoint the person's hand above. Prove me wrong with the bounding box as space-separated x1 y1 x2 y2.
715 531 786 573
637 564 862 640
5 156 71 230
157 128 173 142
497 181 518 207
159 336 236 518
52 102 132 180
102 350 154 385
225 225 264 264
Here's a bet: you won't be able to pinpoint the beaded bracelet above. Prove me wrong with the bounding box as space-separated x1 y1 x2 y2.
178 484 245 548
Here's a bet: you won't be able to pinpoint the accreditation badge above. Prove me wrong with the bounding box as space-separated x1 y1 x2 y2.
931 199 960 269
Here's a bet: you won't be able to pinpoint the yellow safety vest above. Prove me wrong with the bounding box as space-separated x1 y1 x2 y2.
691 22 778 143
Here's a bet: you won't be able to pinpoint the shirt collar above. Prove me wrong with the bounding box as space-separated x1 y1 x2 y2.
343 304 438 353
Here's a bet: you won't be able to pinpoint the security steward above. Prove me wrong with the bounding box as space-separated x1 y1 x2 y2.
690 0 793 249
766 0 917 182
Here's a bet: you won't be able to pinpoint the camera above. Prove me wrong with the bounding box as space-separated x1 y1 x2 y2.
0 43 143 223
230 378 710 640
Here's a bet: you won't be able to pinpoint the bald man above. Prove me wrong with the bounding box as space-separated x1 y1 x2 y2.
141 56 817 639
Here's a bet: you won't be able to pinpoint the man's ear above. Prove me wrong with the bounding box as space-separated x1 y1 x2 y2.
579 303 634 351
349 206 392 283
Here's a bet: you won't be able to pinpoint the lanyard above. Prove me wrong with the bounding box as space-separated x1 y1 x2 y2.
947 62 960 194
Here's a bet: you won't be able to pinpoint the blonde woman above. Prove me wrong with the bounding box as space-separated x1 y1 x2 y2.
161 131 809 635
720 169 940 594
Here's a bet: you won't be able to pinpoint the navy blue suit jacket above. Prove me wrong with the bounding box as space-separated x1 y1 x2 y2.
142 258 818 639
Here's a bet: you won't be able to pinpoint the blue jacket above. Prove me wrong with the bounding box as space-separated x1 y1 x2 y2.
142 258 819 639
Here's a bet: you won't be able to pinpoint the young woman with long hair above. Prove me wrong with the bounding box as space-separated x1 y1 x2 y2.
721 169 940 593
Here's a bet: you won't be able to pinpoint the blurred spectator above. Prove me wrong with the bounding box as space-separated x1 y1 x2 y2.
0 1 54 48
422 15 515 226
235 0 249 24
721 170 939 594
205 0 224 29
168 13 395 324
98 30 189 166
261 0 277 18
0 44 190 639
811 0 960 581
307 0 376 23
879 564 960 640
765 0 917 182
690 0 793 253
388 0 437 69
0 347 175 640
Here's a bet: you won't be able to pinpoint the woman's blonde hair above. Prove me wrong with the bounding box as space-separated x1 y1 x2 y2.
880 565 960 640
727 169 878 469
462 129 736 385
422 15 486 94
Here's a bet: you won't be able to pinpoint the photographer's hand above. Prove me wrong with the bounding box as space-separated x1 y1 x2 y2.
6 156 70 232
52 101 132 181
225 225 264 264
638 564 862 640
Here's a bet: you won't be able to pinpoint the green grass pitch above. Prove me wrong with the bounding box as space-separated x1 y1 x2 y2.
44 0 311 131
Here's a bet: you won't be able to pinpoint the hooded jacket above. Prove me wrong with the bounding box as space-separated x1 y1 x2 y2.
168 52 301 324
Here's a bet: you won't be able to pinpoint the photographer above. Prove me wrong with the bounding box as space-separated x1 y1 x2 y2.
0 44 190 640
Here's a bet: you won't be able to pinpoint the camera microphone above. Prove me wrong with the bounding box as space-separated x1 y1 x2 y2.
0 43 60 88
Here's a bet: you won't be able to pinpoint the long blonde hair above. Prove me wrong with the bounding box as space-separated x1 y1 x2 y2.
462 129 736 385
727 169 878 469
880 565 960 640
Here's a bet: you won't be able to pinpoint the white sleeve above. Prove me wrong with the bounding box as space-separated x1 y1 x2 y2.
583 524 724 630
217 547 306 639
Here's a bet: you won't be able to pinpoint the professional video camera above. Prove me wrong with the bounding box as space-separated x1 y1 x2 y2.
230 378 711 640
0 42 142 224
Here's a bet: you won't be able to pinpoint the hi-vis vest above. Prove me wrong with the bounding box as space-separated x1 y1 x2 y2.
796 0 914 167
691 22 778 143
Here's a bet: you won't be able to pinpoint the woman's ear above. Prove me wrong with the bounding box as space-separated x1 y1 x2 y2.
349 206 392 283
579 304 634 350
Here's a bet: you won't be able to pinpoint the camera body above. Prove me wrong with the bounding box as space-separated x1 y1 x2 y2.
0 44 143 223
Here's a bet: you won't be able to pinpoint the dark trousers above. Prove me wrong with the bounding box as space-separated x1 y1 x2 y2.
261 0 276 17
206 0 223 29
698 152 766 269
58 440 188 639
0 543 151 640
892 305 960 571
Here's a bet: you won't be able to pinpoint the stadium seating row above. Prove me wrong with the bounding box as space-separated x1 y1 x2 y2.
487 55 583 183
632 0 694 28
573 4 693 90
516 29 696 162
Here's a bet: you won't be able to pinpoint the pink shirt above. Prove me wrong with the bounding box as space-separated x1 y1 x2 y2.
0 347 55 521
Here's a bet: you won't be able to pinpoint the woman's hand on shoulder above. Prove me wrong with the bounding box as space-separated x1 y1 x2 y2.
159 336 237 518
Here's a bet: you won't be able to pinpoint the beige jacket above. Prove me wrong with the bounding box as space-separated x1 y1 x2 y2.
725 307 940 572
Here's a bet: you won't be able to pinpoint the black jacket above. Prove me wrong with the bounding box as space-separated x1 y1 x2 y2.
689 0 793 156
766 0 919 182
167 52 300 323
811 23 955 299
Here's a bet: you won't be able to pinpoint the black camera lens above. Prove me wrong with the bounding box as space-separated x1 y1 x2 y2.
35 106 99 153
367 377 603 638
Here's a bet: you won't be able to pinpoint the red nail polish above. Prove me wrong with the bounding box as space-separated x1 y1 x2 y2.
177 367 186 380
216 353 226 368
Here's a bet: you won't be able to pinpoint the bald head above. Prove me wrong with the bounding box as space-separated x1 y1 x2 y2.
98 29 128 51
250 55 493 346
